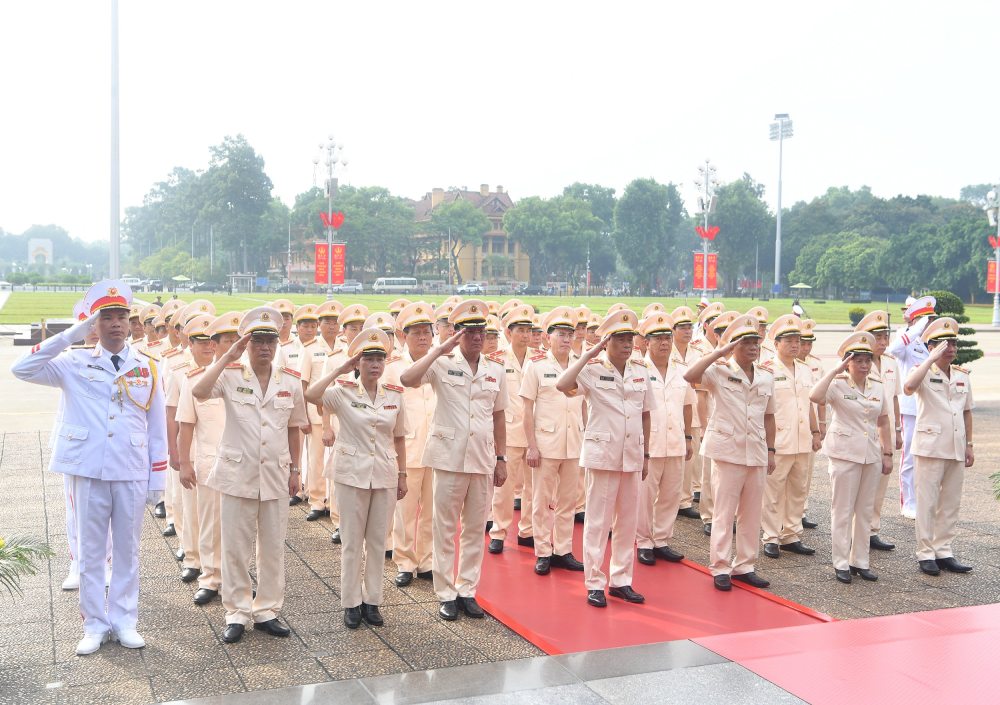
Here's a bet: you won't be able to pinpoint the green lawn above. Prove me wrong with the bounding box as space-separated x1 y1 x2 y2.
1 291 995 325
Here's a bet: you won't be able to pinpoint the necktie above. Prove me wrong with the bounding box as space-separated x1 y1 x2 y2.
111 354 122 371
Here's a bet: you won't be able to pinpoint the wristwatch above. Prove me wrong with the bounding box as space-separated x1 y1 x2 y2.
289 466 301 474
496 455 507 462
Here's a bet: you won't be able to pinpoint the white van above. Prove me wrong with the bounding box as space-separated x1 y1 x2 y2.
373 277 418 294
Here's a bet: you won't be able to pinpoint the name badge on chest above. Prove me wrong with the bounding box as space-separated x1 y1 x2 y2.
448 370 464 377
599 375 614 382
237 386 254 395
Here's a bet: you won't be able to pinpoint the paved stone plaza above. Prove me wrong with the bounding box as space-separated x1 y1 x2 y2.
1 333 999 704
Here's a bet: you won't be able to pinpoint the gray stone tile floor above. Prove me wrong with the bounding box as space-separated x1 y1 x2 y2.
1 401 999 703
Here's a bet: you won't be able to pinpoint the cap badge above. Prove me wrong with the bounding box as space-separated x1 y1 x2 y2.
108 287 118 296
621 314 628 321
369 332 378 341
657 316 664 323
231 317 239 325
261 312 270 321
470 305 478 313
944 322 951 329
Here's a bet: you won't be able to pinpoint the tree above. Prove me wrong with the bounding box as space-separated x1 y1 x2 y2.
562 183 619 284
710 174 774 291
504 195 603 286
333 186 416 277
813 232 883 295
960 183 992 206
429 200 491 284
613 178 683 293
927 290 982 366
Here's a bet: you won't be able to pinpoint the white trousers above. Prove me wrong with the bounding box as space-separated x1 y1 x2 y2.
220 494 288 626
914 456 964 561
489 446 532 541
431 469 492 601
828 458 880 570
392 466 434 574
582 468 640 591
709 460 765 577
337 483 395 608
899 414 917 511
71 475 147 635
63 474 112 568
636 456 683 549
531 457 580 557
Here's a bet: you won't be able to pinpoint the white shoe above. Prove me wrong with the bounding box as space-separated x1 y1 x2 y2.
62 562 80 591
901 507 916 520
76 632 110 655
114 628 145 649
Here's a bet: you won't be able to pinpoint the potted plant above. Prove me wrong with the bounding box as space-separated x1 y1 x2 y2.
0 535 53 598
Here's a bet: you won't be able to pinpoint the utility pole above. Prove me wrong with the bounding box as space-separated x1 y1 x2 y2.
770 113 794 297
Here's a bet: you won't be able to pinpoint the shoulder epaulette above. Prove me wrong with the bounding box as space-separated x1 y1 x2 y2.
147 339 163 348
587 358 603 365
882 352 895 360
387 355 402 364
755 363 773 374
162 348 181 358
530 352 547 362
137 348 160 361
225 362 243 370
383 383 404 393
807 353 821 362
281 366 301 378
173 361 191 371
327 348 344 357
336 378 357 387
952 364 970 374
279 339 296 347
714 358 728 366
835 373 849 380
760 360 774 370
631 358 647 367
691 340 707 350
69 344 96 350
186 366 205 378
486 351 505 362
301 338 316 347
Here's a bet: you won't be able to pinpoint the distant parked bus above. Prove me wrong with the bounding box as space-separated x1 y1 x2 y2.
373 277 418 294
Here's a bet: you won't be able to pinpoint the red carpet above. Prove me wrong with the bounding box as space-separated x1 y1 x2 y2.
475 519 830 654
695 604 1000 705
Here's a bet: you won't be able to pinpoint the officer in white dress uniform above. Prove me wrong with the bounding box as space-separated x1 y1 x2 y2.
12 280 168 655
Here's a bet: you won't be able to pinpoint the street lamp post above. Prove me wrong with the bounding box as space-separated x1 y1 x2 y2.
695 159 718 297
985 189 1000 327
770 113 793 297
315 137 347 300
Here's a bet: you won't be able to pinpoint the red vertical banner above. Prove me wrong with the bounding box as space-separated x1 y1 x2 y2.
988 260 999 294
331 244 346 285
707 253 718 289
315 243 329 285
693 253 718 289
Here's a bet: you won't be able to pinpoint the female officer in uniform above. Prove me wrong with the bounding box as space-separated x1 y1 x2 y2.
809 332 893 584
306 327 408 629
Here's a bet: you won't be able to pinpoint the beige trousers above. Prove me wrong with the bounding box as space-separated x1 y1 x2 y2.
304 427 327 510
914 456 964 561
196 483 222 591
828 458 881 570
870 463 894 536
636 456 684 549
489 446 532 541
699 458 717 524
761 452 810 546
392 466 434 574
531 457 580 557
432 469 492 601
576 465 587 514
709 460 765 576
219 494 288 626
337 483 394 608
803 451 816 513
165 464 183 527
180 483 200 570
582 468 641 591
323 447 341 527
679 428 703 509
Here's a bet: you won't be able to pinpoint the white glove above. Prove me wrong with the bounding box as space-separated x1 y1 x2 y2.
145 490 164 507
908 315 930 339
66 312 99 342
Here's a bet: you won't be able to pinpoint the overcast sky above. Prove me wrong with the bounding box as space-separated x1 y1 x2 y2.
2 1 998 243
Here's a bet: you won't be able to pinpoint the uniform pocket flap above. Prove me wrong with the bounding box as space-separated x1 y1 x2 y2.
442 374 466 386
917 423 941 434
336 444 358 456
713 420 734 436
596 379 616 390
584 430 611 442
58 423 89 441
129 433 147 448
234 394 257 405
220 445 243 462
431 425 456 440
539 422 556 433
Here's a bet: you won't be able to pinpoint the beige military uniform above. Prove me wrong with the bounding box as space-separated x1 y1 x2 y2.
384 351 436 576
910 363 974 561
488 347 533 544
206 362 308 626
637 355 695 551
420 352 507 601
573 354 654 591
164 347 195 566
276 338 300 369
802 352 825 512
519 350 584 558
822 374 890 570
297 336 333 511
671 342 703 511
700 358 775 577
175 369 225 592
321 379 406 608
759 356 814 547
870 353 901 537
692 338 719 525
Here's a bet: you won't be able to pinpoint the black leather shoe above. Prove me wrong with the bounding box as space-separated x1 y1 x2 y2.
835 569 852 584
850 566 878 581
637 548 656 565
763 542 780 559
516 536 535 547
416 570 433 581
385 550 393 560
552 553 584 571
936 557 973 573
484 520 493 534
703 523 712 536
732 571 770 588
162 524 176 537
305 509 324 521
714 574 732 591
330 528 341 544
344 606 362 629
153 501 166 518
574 512 585 524
394 571 414 587
677 506 700 519
193 588 218 605
919 559 941 576
222 623 245 643
288 495 303 506
587 590 607 607
780 541 816 556
174 549 185 561
870 535 896 551
653 546 684 562
693 491 701 503
254 618 290 637
488 538 504 554
361 603 384 626
802 516 818 529
439 600 459 621
609 585 645 603
535 556 551 575
458 596 485 618
180 567 201 583
513 498 521 511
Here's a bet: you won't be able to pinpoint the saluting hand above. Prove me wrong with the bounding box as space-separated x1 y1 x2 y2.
439 328 466 354
335 351 364 378
928 342 949 363
716 339 740 358
835 352 853 374
223 333 252 363
583 334 611 360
